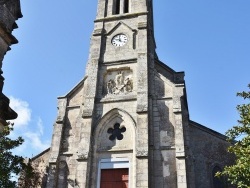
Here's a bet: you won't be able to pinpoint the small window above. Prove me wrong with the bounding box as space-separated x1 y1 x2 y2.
124 0 129 13
113 0 120 15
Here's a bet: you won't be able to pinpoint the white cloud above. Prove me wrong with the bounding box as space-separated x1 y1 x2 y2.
8 97 50 158
9 96 31 128
19 118 50 157
24 118 50 152
37 117 44 135
11 117 50 157
24 132 50 151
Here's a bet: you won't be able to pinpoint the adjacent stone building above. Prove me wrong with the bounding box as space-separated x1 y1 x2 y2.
32 0 234 187
0 0 22 130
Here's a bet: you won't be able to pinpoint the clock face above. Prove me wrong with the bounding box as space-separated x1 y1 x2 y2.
111 34 128 47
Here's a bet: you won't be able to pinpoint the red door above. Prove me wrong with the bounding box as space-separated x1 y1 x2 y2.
101 168 129 188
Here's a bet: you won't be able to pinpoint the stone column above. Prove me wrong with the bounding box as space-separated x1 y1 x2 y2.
120 0 124 14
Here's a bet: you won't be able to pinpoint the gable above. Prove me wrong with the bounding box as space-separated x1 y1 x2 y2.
103 21 137 62
60 77 86 107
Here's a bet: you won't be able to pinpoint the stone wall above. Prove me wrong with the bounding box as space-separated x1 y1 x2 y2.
32 148 51 187
189 121 235 188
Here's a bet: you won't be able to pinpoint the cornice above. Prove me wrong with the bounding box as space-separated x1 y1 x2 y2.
94 12 148 23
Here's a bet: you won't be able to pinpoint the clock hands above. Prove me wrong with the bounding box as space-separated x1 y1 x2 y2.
112 34 127 47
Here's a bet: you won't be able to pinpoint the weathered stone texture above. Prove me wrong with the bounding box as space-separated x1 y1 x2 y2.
0 0 21 129
188 121 235 188
32 148 51 187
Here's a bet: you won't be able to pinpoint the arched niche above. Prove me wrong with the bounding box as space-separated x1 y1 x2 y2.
212 165 226 188
93 108 136 153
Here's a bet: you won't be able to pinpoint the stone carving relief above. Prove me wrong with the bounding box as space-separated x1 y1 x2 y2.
136 148 148 158
104 68 134 96
76 151 88 161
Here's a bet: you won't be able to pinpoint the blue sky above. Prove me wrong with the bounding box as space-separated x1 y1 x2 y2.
3 0 250 158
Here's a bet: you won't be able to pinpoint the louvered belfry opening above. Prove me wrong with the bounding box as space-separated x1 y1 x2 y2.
124 0 129 13
113 0 129 15
113 0 120 15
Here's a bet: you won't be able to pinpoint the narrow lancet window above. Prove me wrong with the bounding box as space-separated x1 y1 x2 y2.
113 0 120 15
124 0 129 13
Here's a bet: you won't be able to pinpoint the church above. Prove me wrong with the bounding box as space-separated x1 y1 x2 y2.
32 0 234 187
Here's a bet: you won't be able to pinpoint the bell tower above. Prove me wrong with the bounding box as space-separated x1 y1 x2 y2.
46 0 190 187
82 0 156 117
80 0 157 187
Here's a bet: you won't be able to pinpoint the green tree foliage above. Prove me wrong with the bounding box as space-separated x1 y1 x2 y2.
217 84 250 188
0 123 25 187
0 123 42 188
18 159 42 188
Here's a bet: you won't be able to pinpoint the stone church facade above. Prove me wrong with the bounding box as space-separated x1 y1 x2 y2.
32 0 234 187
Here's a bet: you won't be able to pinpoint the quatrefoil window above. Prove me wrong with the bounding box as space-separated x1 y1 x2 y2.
107 123 126 141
